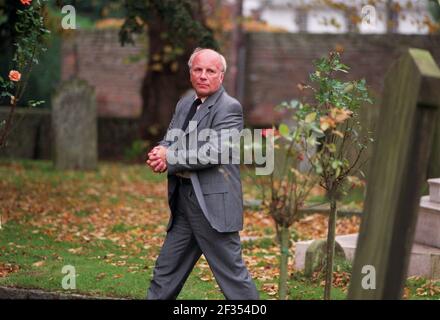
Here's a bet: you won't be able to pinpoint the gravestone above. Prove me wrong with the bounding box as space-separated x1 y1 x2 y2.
429 122 440 178
304 239 346 277
52 79 97 170
348 48 440 299
414 178 440 248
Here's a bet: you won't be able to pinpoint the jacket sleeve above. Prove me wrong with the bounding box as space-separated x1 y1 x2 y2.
157 99 183 147
166 101 243 175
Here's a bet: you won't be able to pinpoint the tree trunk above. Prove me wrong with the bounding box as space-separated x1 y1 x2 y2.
324 195 337 300
228 0 243 98
139 23 192 143
139 0 208 143
386 0 399 34
279 225 290 300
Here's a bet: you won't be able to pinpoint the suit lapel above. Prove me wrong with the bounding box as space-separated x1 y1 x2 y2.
184 86 224 135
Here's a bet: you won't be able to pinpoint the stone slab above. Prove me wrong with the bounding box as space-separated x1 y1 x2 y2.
295 233 440 279
414 196 440 248
428 178 440 203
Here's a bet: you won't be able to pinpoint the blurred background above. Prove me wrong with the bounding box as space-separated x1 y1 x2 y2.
0 0 439 175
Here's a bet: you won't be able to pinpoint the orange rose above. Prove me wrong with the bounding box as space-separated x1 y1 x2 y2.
20 0 32 5
8 70 21 82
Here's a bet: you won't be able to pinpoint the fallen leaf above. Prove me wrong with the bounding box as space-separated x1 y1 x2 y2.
32 260 45 267
68 247 83 254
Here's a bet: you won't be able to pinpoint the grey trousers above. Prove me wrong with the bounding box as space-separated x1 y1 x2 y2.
146 182 259 300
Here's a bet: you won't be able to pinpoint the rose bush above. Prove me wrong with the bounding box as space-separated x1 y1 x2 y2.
0 0 49 147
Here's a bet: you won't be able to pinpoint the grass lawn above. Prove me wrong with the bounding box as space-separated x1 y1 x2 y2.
0 159 438 300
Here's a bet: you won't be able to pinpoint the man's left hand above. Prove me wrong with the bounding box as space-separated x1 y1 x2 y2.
146 146 168 173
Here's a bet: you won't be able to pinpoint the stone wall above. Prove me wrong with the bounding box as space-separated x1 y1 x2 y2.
60 31 440 125
243 33 440 126
0 107 142 161
0 108 52 159
61 30 146 118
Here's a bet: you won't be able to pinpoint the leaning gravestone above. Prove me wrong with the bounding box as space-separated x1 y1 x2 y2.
304 239 346 278
348 48 440 299
52 79 97 170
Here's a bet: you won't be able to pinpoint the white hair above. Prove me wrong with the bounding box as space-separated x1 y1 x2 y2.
187 47 227 73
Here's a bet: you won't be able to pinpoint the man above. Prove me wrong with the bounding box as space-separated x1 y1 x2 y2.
145 48 259 300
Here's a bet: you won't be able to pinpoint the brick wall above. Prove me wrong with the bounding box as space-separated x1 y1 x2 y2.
61 30 440 127
62 30 146 118
243 33 440 126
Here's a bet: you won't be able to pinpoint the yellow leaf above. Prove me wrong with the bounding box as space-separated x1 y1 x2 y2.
305 112 317 123
163 45 173 53
343 83 354 93
32 260 45 267
320 121 329 131
68 247 83 254
332 130 344 138
152 54 161 62
320 116 336 131
170 61 179 72
331 108 352 123
200 275 212 281
290 168 302 177
96 272 106 280
150 63 163 72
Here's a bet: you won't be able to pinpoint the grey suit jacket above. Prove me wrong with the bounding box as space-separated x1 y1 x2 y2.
158 86 244 233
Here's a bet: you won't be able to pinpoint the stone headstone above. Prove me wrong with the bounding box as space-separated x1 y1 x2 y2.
296 181 440 279
348 48 440 299
295 232 440 279
428 178 440 203
304 239 346 277
52 79 97 170
414 179 440 248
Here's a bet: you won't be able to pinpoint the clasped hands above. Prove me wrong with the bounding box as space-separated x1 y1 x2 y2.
146 145 168 173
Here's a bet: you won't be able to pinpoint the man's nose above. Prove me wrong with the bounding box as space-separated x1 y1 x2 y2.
200 70 208 79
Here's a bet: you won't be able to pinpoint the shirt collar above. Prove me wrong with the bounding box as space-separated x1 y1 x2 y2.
195 96 207 103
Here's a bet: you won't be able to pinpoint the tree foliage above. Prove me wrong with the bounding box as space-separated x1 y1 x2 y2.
291 50 373 300
119 0 218 141
120 0 217 50
0 0 50 147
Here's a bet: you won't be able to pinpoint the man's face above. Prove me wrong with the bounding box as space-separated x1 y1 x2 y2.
190 50 224 98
